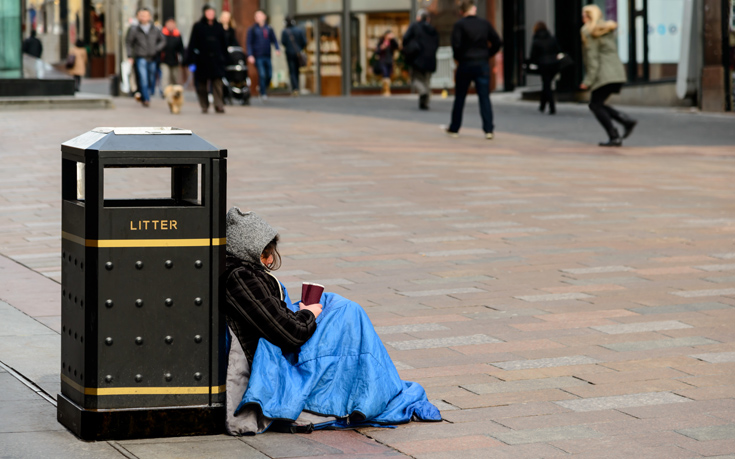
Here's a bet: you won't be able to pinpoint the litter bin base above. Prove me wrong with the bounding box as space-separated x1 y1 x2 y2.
57 393 225 441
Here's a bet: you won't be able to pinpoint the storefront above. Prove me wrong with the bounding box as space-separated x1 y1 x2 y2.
260 0 413 96
498 0 735 110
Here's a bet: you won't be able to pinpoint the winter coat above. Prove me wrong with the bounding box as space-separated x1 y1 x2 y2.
224 256 317 365
246 24 279 58
161 27 184 66
186 18 228 81
125 24 165 59
580 21 626 91
67 46 88 76
375 38 399 65
451 15 503 63
223 27 240 48
22 36 43 58
402 21 439 73
529 29 561 69
280 25 306 57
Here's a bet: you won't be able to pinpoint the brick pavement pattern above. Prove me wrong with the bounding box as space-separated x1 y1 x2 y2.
0 97 734 458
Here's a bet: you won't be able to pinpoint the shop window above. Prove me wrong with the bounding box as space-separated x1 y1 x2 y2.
613 0 684 82
352 11 410 88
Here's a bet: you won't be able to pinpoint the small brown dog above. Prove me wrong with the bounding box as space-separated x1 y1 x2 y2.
163 84 184 114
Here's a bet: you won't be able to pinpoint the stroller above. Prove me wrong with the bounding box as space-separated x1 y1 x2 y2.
223 46 252 105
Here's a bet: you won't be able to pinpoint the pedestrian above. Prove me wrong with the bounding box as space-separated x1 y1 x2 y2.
23 30 45 78
220 11 240 47
22 30 43 58
67 39 88 92
125 7 165 107
580 4 637 147
222 208 441 435
402 9 439 110
528 21 561 114
160 17 185 87
186 4 228 113
246 10 280 100
375 30 399 97
447 0 503 139
281 16 306 96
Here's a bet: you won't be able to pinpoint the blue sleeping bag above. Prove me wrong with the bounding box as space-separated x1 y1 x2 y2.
235 286 441 429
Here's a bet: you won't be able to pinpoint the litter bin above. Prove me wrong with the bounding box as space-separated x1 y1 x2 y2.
57 127 227 440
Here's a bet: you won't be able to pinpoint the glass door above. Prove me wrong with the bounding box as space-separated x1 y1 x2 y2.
318 14 342 96
299 18 319 95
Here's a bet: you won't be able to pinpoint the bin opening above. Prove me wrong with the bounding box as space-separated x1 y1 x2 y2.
103 165 203 207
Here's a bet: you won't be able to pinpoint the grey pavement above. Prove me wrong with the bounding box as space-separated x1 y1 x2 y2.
0 93 734 458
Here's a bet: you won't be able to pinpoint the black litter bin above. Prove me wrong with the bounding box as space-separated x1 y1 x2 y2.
57 127 227 440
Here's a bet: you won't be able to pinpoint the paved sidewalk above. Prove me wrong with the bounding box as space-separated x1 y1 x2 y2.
0 96 734 458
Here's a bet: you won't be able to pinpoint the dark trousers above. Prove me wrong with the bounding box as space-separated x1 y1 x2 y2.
539 68 556 113
73 75 81 92
380 62 393 78
449 61 494 134
255 57 272 96
589 83 626 136
195 78 224 111
286 54 300 91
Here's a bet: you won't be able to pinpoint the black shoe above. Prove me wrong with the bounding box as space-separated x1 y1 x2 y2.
549 109 556 115
419 95 429 110
622 120 637 139
599 137 622 147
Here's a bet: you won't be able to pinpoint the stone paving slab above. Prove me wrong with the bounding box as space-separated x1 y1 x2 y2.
555 391 691 412
492 355 601 370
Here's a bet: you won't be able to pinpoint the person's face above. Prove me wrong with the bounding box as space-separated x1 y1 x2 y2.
385 32 394 40
204 8 215 21
582 11 590 24
255 11 266 25
260 254 274 266
165 19 175 30
137 10 151 25
220 11 230 25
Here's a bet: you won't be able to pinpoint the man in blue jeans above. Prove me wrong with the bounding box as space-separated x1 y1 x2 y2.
125 7 165 107
447 0 503 139
247 10 281 100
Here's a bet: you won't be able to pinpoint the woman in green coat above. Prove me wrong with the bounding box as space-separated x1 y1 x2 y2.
580 5 637 147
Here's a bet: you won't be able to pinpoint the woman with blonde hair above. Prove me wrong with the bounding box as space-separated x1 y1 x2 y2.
580 4 637 147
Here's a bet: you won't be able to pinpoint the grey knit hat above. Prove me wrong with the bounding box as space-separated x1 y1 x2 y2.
226 207 278 265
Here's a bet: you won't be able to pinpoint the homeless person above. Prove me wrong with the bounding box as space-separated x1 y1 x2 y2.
223 207 441 434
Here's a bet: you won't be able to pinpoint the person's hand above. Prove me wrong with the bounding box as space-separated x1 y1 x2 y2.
128 57 134 65
579 83 589 90
247 55 255 64
275 50 281 57
299 302 322 319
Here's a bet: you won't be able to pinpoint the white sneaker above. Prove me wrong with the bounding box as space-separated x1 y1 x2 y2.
485 133 494 140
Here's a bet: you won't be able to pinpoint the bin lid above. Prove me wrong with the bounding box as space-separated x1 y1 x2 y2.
61 127 227 160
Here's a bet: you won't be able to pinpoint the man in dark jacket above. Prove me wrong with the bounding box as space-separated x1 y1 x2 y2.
246 10 280 99
447 0 503 139
160 18 185 87
125 7 165 106
186 4 228 113
280 16 306 96
22 30 43 58
403 10 439 110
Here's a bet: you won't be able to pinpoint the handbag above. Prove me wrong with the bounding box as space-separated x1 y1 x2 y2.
286 29 308 68
557 52 574 70
65 53 76 69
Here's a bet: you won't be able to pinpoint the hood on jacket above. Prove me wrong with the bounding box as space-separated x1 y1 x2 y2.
226 207 278 266
581 5 618 39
